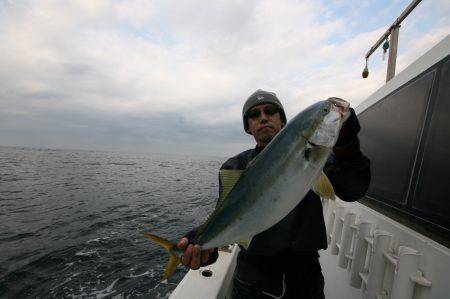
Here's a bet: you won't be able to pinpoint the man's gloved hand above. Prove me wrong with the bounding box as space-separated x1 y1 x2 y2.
334 108 361 159
335 108 360 147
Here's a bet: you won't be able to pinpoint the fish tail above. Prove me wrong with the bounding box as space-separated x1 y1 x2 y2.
144 232 181 280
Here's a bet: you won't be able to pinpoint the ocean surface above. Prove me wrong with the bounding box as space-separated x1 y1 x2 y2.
0 146 225 298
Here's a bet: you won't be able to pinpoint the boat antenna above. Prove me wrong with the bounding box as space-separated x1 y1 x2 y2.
362 0 423 82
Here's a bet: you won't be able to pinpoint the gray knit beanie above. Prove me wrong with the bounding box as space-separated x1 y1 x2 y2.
242 89 287 133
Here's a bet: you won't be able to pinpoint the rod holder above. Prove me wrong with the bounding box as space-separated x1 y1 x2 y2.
390 246 424 299
363 230 393 299
338 212 357 268
349 221 373 288
330 206 346 255
326 202 336 245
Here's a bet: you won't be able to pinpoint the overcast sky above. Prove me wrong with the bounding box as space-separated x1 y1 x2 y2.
1 0 449 157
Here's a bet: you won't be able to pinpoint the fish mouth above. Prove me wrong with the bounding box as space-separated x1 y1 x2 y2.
328 97 350 120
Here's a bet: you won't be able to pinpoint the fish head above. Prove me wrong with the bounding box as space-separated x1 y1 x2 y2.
295 98 350 148
328 97 350 121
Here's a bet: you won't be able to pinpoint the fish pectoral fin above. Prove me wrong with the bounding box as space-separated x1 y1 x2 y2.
312 171 335 200
143 232 181 281
238 238 252 249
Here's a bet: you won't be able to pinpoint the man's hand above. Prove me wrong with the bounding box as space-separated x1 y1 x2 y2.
177 237 214 270
334 107 361 159
335 108 360 147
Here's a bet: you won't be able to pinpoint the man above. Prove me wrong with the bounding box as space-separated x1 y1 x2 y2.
178 89 371 298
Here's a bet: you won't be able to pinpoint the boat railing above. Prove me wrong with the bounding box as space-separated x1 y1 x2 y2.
323 198 443 299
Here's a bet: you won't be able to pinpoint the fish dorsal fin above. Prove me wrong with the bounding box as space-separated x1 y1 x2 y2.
219 169 244 203
313 171 335 200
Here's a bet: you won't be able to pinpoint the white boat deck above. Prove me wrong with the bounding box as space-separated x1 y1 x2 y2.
170 246 362 299
170 197 450 299
321 248 362 298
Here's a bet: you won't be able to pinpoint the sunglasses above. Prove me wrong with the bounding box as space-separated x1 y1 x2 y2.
246 105 280 119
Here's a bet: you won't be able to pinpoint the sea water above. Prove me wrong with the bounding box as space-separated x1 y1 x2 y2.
0 146 224 298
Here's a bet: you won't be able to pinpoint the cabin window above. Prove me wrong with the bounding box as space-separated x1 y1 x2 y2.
412 59 450 222
359 71 435 205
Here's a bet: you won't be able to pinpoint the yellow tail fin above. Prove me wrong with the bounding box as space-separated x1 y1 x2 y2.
144 232 181 280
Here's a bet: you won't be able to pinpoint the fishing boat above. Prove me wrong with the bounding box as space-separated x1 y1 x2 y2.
168 33 450 299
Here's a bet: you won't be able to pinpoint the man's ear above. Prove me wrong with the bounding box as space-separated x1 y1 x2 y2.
281 122 286 128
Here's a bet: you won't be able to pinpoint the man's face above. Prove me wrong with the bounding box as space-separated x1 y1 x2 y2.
247 103 285 146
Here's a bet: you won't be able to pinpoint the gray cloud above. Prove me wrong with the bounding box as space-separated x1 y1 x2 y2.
1 0 449 156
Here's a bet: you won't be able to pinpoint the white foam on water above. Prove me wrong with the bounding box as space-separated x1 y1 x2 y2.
105 278 120 292
50 277 72 291
95 278 120 299
86 237 102 243
68 278 121 299
127 270 153 278
75 248 98 256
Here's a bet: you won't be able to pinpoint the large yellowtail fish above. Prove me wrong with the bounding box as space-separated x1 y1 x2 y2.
145 98 350 279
